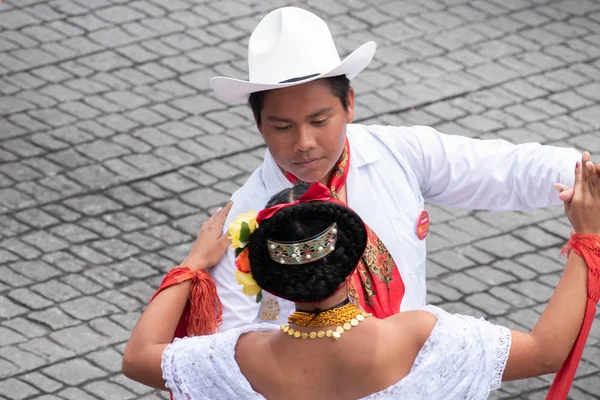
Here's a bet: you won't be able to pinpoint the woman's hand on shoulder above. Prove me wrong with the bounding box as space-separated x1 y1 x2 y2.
180 201 233 272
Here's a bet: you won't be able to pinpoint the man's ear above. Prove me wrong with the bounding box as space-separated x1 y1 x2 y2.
346 87 355 123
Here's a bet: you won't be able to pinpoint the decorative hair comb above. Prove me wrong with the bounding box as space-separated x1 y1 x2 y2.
267 223 338 265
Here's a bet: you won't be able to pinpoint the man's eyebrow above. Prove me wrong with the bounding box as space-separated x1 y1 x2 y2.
265 107 333 123
265 115 293 122
307 107 333 119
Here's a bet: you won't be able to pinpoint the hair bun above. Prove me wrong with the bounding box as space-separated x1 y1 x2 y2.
248 200 367 303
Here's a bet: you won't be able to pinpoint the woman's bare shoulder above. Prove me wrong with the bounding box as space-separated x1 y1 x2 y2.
385 310 439 344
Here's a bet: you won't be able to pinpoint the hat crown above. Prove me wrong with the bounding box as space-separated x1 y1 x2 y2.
248 7 341 84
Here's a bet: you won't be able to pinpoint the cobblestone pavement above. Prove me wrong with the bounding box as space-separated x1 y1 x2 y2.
0 0 599 399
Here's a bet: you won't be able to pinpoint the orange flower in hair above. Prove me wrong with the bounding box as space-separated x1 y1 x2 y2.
228 212 262 301
235 248 251 273
234 249 261 297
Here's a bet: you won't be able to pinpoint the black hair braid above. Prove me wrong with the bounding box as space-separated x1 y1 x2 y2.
248 201 367 303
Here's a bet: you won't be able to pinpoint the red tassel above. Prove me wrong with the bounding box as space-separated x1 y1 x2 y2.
547 233 600 399
149 269 223 400
150 267 223 337
187 271 223 336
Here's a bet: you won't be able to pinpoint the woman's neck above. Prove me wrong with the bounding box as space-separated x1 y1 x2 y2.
293 290 349 313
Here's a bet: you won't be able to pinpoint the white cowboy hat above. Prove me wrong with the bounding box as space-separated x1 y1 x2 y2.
209 7 376 103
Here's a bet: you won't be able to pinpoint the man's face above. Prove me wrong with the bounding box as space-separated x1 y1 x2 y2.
257 80 355 184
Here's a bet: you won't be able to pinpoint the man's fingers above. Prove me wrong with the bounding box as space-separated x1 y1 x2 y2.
558 187 573 202
554 183 568 192
554 182 572 202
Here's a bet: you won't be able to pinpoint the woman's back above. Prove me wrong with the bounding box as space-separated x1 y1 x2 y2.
161 306 511 400
236 310 433 399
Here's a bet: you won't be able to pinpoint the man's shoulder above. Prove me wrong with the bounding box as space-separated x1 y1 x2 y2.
349 123 436 140
231 169 269 206
228 163 276 218
348 123 437 161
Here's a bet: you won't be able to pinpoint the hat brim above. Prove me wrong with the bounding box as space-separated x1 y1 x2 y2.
209 41 376 103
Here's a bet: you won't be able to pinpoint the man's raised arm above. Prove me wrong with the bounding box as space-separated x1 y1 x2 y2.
393 125 581 210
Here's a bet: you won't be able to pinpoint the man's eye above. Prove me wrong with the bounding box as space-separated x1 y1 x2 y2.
313 119 328 126
274 125 291 131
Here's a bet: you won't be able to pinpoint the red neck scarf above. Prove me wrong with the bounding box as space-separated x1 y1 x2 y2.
280 139 405 318
546 233 600 399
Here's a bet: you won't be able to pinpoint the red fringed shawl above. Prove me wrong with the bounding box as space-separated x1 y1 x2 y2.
546 233 600 399
150 267 223 338
150 267 223 400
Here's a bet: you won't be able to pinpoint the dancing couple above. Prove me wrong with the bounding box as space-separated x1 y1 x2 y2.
122 7 600 399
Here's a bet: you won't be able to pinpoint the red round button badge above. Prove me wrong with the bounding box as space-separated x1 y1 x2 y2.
416 210 429 240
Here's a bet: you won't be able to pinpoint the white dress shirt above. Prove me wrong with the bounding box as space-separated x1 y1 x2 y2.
209 124 579 331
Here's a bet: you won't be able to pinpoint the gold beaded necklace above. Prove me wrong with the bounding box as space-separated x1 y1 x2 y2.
280 302 371 340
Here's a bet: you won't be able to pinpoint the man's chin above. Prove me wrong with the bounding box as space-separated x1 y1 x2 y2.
289 169 326 184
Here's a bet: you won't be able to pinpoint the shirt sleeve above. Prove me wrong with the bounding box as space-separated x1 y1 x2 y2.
379 125 580 210
417 305 512 397
161 326 274 400
161 335 218 400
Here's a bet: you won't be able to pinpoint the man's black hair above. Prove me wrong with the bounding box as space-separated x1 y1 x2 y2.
248 75 351 127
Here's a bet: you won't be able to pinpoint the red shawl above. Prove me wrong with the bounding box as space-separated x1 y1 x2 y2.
546 233 600 399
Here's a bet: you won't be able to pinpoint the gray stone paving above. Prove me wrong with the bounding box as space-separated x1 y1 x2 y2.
0 0 599 398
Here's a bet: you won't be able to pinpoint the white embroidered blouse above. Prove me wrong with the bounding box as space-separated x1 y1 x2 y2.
162 305 512 400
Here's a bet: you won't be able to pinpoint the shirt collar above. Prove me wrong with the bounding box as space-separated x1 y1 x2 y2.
347 124 379 167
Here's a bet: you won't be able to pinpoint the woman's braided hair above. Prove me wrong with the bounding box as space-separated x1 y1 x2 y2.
248 184 368 302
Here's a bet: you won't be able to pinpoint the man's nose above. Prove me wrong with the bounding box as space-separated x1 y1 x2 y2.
293 126 317 152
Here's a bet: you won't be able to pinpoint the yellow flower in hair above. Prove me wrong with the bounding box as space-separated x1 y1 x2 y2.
228 210 258 249
235 269 261 296
228 223 243 249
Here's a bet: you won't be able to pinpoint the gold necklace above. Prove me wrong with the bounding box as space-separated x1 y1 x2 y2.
280 303 371 340
288 303 363 326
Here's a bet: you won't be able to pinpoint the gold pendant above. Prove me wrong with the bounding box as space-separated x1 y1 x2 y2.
261 294 280 321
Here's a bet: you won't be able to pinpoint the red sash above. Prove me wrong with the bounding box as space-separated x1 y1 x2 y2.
546 234 600 399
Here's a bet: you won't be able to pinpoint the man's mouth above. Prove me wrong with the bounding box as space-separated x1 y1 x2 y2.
294 158 322 168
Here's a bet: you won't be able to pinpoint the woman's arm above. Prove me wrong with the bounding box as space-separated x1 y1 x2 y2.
122 281 193 390
121 202 232 390
503 154 600 380
503 251 587 380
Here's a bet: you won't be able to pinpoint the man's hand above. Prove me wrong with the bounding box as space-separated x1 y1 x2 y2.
180 201 233 272
555 152 600 202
